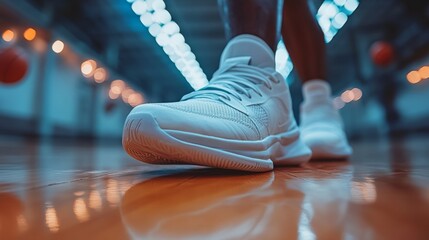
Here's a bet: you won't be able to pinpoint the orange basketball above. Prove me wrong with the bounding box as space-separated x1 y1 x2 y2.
370 41 395 67
0 47 28 84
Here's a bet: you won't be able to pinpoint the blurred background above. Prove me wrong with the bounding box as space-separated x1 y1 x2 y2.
1 0 429 141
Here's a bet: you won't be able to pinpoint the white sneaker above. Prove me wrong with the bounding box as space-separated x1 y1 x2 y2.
300 80 352 159
122 34 311 172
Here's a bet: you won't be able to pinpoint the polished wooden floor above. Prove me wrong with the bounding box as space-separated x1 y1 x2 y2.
1 135 429 240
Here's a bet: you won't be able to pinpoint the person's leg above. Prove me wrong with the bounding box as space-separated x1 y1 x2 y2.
281 0 326 82
282 0 352 159
217 0 283 51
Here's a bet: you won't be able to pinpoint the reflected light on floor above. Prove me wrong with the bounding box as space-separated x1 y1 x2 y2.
298 201 316 240
74 198 90 222
45 205 60 232
17 214 28 232
106 179 120 207
89 190 102 211
74 191 85 197
350 177 377 204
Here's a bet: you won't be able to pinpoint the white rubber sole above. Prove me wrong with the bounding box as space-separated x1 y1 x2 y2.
308 142 352 160
122 113 312 172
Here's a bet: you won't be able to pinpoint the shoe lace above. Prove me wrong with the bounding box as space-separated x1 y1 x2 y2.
182 59 280 102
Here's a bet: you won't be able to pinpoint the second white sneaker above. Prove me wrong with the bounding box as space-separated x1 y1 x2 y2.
300 80 352 159
122 34 311 172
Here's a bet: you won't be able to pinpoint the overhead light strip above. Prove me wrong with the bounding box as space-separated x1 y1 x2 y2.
127 0 209 90
275 0 360 80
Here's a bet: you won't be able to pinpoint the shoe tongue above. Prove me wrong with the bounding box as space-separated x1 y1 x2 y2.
220 34 275 69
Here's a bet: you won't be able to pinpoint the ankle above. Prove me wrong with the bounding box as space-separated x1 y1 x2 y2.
302 79 332 103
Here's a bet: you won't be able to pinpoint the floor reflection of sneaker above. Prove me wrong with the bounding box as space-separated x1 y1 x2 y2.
121 170 278 239
300 80 352 159
122 34 311 172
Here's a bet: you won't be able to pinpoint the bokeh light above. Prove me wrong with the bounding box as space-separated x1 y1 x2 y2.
407 71 421 84
23 28 36 41
122 88 135 103
2 29 15 42
52 40 64 53
93 68 107 83
81 60 97 77
351 88 363 101
341 90 354 103
127 93 144 107
109 80 126 99
111 80 126 93
418 66 429 79
109 89 120 99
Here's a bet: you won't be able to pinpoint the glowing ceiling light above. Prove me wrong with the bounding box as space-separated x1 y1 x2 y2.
127 0 208 90
152 0 166 10
276 0 360 80
131 0 147 15
148 23 162 37
317 0 359 42
333 0 347 6
140 13 154 27
332 12 348 29
318 2 339 18
153 9 171 24
345 0 359 12
162 21 180 35
156 33 170 46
